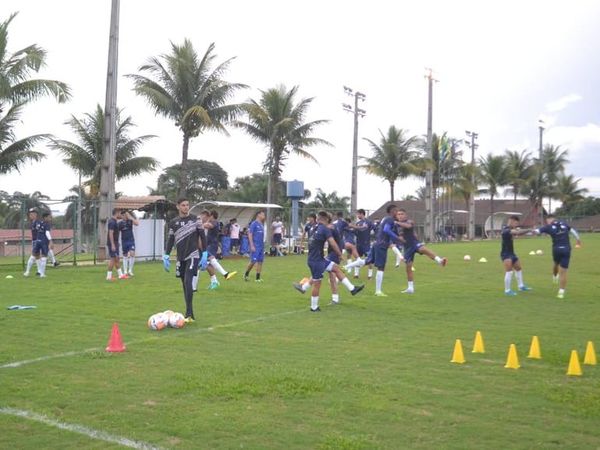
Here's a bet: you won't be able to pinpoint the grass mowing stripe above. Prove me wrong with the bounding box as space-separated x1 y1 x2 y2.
0 407 162 450
1 308 305 370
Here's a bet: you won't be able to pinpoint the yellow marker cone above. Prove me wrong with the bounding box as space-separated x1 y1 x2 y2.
584 341 597 365
451 339 466 364
472 331 485 353
567 350 582 376
504 344 520 369
528 336 541 359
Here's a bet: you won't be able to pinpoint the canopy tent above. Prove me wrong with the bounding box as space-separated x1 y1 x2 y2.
190 201 282 227
484 211 522 238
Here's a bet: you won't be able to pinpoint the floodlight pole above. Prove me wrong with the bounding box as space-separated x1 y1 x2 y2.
466 130 478 240
343 86 366 214
424 69 437 242
538 121 545 225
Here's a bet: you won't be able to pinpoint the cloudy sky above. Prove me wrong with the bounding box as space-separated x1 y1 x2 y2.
2 0 600 211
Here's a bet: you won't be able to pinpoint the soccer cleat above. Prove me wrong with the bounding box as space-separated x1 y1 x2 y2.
330 300 340 305
225 271 237 280
401 288 414 294
310 307 321 312
53 261 60 267
208 281 220 290
518 285 532 292
255 279 263 283
106 278 115 282
128 272 134 277
440 257 448 267
23 272 29 277
552 276 559 285
374 291 388 297
351 284 365 296
244 275 249 282
293 282 306 294
504 290 517 296
395 262 400 268
557 292 565 299
39 274 46 278
184 316 195 323
118 274 129 280
367 276 372 280
353 275 359 279
36 272 40 277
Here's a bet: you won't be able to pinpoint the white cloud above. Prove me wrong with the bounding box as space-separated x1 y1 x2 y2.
545 94 582 113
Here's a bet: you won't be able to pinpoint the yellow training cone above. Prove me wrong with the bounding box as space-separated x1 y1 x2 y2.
504 344 520 369
567 350 582 376
528 336 541 359
472 331 485 353
451 339 466 364
584 341 597 365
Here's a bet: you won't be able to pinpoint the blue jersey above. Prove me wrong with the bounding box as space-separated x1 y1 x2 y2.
500 226 514 255
31 220 43 241
206 219 219 247
398 220 419 248
328 225 344 257
119 219 135 242
107 217 119 246
249 220 264 249
538 220 572 249
375 216 397 248
308 223 331 262
355 219 372 247
304 222 317 238
333 219 348 238
38 222 51 244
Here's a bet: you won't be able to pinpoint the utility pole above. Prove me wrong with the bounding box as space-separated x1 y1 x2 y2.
538 119 545 226
343 86 366 214
98 0 120 251
424 69 437 242
465 130 478 240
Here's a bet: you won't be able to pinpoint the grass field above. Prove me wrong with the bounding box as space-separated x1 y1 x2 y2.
1 235 599 449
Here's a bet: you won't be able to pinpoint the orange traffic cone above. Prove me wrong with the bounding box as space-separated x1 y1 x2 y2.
105 322 126 352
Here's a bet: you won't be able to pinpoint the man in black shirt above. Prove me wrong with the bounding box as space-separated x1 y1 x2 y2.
500 215 532 296
163 198 207 322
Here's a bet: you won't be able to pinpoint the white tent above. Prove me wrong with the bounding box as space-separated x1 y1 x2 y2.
484 211 522 238
190 201 282 227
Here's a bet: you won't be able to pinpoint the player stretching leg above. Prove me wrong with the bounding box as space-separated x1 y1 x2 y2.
534 214 582 299
200 210 237 289
119 210 139 276
395 208 447 294
244 211 266 282
499 215 532 296
163 198 207 322
293 211 364 311
371 205 403 297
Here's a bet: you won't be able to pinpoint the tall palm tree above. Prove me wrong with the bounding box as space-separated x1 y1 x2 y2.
0 13 70 174
308 189 350 213
361 126 420 201
554 174 587 211
234 84 331 206
49 105 158 197
479 153 507 232
452 164 480 211
3 190 50 227
127 40 246 198
504 149 533 208
542 144 569 212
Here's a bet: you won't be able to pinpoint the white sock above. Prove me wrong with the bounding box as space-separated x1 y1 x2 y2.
354 267 360 277
341 277 355 291
122 258 128 274
376 270 384 293
368 268 373 278
35 258 40 273
301 281 311 291
210 258 228 276
210 274 218 283
332 293 339 303
311 296 319 310
408 281 414 291
48 249 56 264
504 272 513 292
117 268 123 277
345 258 365 269
40 257 47 275
558 288 565 294
392 246 402 264
128 256 135 273
434 256 442 264
192 274 199 290
515 270 524 288
106 271 112 279
26 256 35 273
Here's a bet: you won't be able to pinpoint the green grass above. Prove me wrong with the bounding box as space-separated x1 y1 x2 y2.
1 235 599 449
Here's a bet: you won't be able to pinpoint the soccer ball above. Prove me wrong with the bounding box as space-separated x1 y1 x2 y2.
148 313 167 331
169 312 186 329
163 310 174 322
536 249 544 255
463 255 471 261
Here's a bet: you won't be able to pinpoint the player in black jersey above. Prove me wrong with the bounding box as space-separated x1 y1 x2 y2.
163 198 207 322
500 215 532 296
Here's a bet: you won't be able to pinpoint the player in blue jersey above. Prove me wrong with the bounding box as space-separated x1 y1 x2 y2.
200 210 237 289
342 209 374 279
118 210 140 277
300 213 317 251
325 214 346 304
499 215 532 296
293 211 364 311
106 209 127 281
534 214 582 299
395 208 447 294
34 212 55 278
370 204 404 296
244 210 266 282
24 208 43 277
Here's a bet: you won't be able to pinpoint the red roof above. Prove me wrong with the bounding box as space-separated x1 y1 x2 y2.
0 229 74 241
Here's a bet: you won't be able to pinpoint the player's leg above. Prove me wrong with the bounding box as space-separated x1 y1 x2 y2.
116 256 126 279
391 244 403 267
503 258 516 295
181 260 195 321
402 258 416 294
106 254 115 280
417 245 447 266
310 279 322 311
24 249 37 276
128 249 136 275
329 271 339 304
48 248 58 265
331 263 364 295
254 262 263 282
39 245 48 277
557 251 570 298
513 259 531 291
244 261 255 281
209 255 237 280
374 246 387 296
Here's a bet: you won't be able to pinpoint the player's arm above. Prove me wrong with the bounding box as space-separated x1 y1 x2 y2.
327 236 343 258
126 211 140 226
248 228 255 252
108 224 117 251
203 220 215 230
164 226 175 255
395 220 413 229
570 228 582 246
198 229 207 251
383 222 402 243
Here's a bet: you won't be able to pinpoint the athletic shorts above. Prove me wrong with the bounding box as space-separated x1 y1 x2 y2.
364 246 374 265
122 240 135 254
553 247 571 269
251 248 264 263
327 252 341 265
176 257 199 279
500 253 518 264
230 238 240 248
308 259 334 281
357 243 371 258
207 243 219 257
272 233 282 245
32 240 48 256
404 243 424 263
107 245 119 258
373 246 388 270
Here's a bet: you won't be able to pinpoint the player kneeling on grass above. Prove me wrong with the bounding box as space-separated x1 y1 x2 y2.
244 210 266 282
500 215 532 296
293 211 365 311
395 208 447 294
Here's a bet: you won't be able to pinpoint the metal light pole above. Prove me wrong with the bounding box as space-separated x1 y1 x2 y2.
98 0 120 249
343 86 366 213
424 69 437 242
465 130 478 240
538 119 545 226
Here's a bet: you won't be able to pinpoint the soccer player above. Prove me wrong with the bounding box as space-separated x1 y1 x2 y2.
200 210 237 289
300 213 317 248
293 211 364 311
534 214 582 299
370 205 404 296
106 209 127 281
325 214 346 304
24 208 43 277
229 218 241 255
499 215 532 296
119 210 139 276
352 209 373 278
244 211 266 282
271 216 284 256
163 198 207 322
395 208 447 294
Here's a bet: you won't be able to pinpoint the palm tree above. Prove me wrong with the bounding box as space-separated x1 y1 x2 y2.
0 13 70 174
504 149 533 208
49 105 158 197
554 174 587 211
308 189 350 213
479 154 507 232
127 40 246 198
453 164 480 211
361 126 420 201
542 144 569 212
234 84 331 206
3 190 50 227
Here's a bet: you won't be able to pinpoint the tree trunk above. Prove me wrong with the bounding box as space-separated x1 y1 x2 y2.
389 180 395 202
513 188 517 210
490 194 495 236
178 134 190 200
